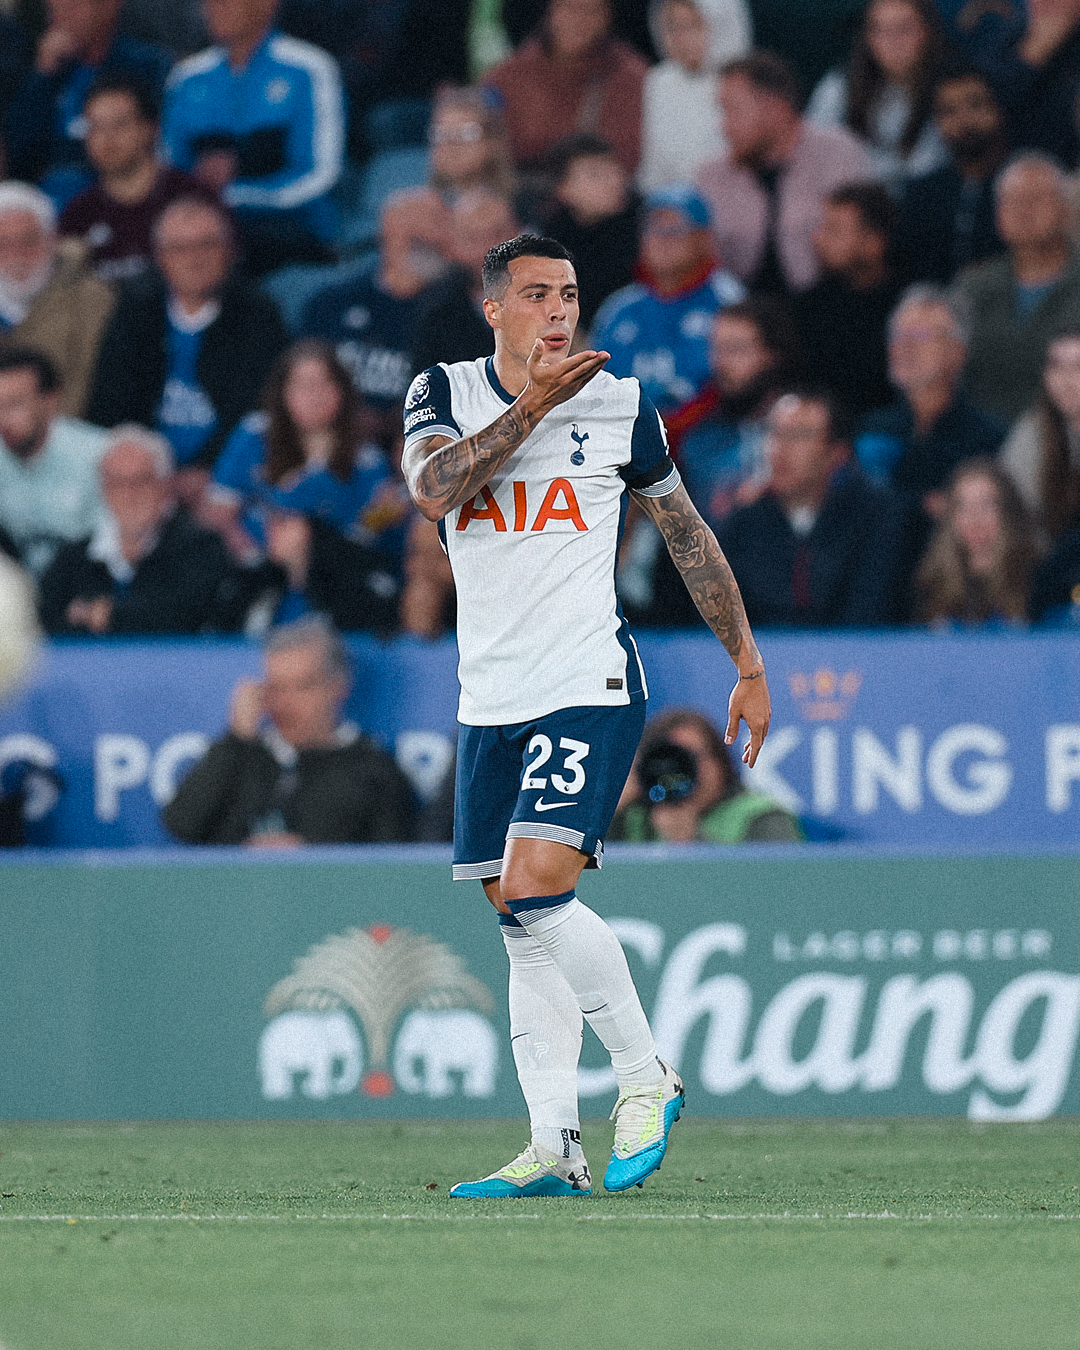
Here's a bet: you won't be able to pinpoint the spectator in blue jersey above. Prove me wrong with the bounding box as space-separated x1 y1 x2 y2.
162 0 344 275
590 184 743 414
718 387 903 628
204 339 401 564
300 191 451 432
3 0 171 207
86 195 287 498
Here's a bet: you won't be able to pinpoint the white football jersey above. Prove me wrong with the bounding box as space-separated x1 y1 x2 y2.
403 356 680 725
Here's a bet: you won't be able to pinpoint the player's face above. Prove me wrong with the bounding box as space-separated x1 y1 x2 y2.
485 257 580 362
283 357 344 435
263 644 347 749
1043 336 1080 421
84 92 156 177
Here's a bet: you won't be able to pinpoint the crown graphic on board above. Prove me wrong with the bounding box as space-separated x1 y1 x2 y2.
787 668 863 721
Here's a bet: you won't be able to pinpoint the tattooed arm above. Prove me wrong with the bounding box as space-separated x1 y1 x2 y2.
635 482 771 766
402 342 609 521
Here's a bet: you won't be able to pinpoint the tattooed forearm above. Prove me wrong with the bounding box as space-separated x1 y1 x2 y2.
404 404 537 520
636 484 764 673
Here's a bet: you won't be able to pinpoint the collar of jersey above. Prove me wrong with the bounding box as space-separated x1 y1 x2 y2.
485 356 517 406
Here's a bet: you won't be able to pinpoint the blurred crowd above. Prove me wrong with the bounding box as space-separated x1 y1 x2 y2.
5 0 1080 644
6 0 1080 845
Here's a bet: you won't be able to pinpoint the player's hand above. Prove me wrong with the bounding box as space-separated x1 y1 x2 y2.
726 671 771 768
229 678 264 740
521 340 609 417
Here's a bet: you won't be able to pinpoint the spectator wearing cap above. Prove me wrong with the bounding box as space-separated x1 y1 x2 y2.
60 75 218 284
38 424 252 635
543 135 641 332
86 196 288 492
161 614 417 847
0 182 115 418
0 347 108 578
953 152 1080 423
590 184 743 414
794 182 901 422
481 0 649 176
162 0 345 275
717 388 903 628
893 67 1009 286
3 0 171 207
696 51 872 296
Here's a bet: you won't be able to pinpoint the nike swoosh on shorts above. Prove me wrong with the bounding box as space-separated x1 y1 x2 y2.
533 799 579 812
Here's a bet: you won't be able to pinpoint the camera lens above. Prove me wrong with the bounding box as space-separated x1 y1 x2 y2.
638 741 698 804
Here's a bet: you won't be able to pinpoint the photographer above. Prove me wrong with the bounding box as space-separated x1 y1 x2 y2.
609 708 802 844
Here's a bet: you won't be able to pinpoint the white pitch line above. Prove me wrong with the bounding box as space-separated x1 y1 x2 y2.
0 1212 1078 1223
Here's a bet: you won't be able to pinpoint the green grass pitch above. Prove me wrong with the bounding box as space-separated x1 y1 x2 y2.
1 1118 1078 1350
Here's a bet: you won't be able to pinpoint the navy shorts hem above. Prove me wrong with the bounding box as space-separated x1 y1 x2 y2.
453 702 644 880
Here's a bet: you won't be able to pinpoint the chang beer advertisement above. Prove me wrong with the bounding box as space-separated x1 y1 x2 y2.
247 855 1080 1123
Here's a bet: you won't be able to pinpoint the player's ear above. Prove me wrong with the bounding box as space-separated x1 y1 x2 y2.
482 296 501 331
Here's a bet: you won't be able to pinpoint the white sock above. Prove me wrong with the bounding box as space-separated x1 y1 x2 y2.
501 922 584 1160
513 897 663 1091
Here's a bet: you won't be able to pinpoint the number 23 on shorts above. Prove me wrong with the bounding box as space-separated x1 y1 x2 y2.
522 735 590 795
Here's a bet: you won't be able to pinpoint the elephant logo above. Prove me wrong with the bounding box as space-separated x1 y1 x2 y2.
259 923 495 1099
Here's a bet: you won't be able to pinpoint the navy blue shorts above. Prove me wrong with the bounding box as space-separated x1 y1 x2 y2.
452 702 648 881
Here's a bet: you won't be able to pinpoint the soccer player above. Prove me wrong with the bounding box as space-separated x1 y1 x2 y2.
401 235 771 1197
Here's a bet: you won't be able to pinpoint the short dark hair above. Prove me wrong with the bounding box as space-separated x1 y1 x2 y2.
716 295 803 377
547 132 618 184
482 234 576 299
83 73 160 123
827 181 897 239
721 50 802 108
0 347 61 394
770 383 852 445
